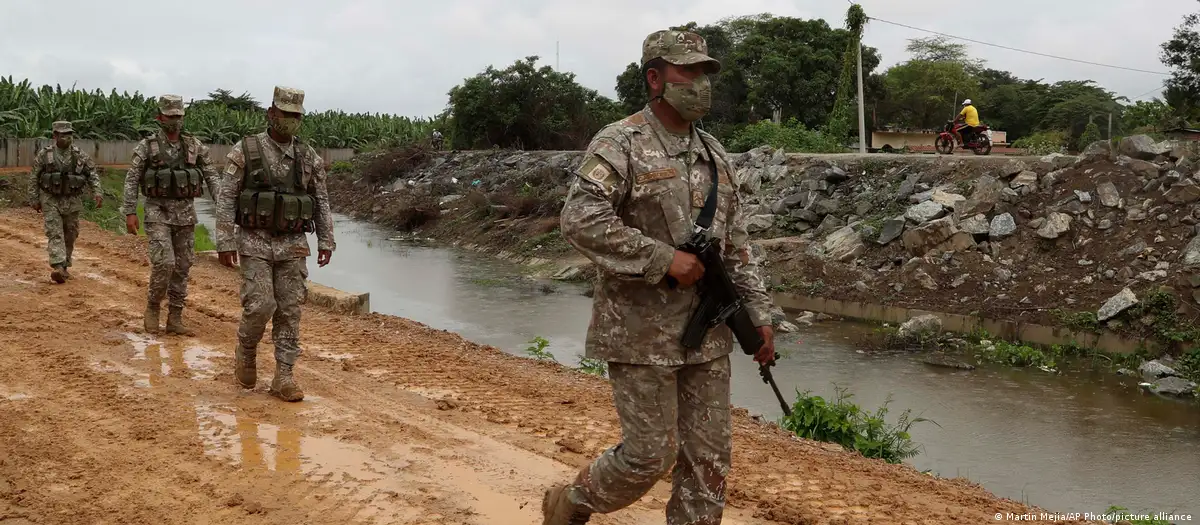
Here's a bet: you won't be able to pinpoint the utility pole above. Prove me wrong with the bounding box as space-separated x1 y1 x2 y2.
1108 112 1113 140
556 41 560 70
856 33 867 154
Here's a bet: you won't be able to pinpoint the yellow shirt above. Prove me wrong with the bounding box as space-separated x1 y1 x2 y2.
959 105 980 126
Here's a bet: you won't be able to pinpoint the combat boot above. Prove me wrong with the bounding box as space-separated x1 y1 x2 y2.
143 303 161 333
541 484 591 525
234 346 256 389
61 266 71 280
269 362 304 402
50 265 67 284
165 307 194 336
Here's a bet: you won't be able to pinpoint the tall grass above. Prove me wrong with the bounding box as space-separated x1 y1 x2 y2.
0 76 438 150
780 385 934 464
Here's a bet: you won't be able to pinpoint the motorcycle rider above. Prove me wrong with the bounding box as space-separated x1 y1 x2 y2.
955 99 980 145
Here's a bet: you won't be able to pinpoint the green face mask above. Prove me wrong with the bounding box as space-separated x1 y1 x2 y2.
55 136 72 149
269 115 302 138
160 119 182 134
661 74 712 122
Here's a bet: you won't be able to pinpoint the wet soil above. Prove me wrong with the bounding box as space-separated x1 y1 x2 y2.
0 207 1103 524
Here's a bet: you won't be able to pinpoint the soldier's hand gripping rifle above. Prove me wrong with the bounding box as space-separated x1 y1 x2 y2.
664 135 792 418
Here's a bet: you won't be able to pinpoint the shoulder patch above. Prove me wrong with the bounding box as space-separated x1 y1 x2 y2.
578 156 617 192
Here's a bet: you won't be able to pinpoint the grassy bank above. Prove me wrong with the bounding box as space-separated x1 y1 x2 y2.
0 169 215 251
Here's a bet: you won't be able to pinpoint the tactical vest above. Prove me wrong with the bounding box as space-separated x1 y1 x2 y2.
37 147 87 196
233 135 316 234
140 136 204 199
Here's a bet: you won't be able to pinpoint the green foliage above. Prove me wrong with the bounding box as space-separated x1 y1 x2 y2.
1121 290 1200 344
976 339 1056 370
1103 506 1172 525
1161 9 1200 125
780 385 932 464
728 118 843 153
0 76 437 149
1012 130 1067 155
577 357 608 377
447 57 623 151
1077 120 1103 152
330 161 355 175
523 336 555 362
875 37 982 131
613 14 882 138
1051 309 1102 333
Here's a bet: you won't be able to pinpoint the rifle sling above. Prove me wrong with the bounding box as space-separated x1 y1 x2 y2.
693 132 720 233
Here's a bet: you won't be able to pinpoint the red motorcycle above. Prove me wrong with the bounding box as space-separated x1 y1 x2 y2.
935 120 992 155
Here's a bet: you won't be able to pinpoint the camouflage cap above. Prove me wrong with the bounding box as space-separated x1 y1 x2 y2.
272 86 305 114
52 121 74 134
158 94 185 116
641 30 721 73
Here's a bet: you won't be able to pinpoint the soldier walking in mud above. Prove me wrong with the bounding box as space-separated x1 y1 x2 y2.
545 30 777 525
214 86 336 402
122 95 222 335
28 121 103 284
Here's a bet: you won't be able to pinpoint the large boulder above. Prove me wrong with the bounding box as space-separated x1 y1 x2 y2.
1118 135 1161 161
901 216 958 256
958 175 1005 217
898 314 943 339
823 226 865 262
1036 212 1072 240
1165 179 1200 204
905 200 947 223
1076 140 1112 165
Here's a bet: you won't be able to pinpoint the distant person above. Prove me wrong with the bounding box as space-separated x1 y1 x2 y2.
28 121 102 284
214 86 336 402
121 94 222 335
547 29 777 525
431 129 444 150
956 98 981 144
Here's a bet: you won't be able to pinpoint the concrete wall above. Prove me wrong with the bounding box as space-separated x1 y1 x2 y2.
772 293 1153 355
0 138 354 169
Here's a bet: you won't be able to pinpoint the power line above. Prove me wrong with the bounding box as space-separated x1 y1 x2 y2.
1129 85 1165 100
864 15 1171 76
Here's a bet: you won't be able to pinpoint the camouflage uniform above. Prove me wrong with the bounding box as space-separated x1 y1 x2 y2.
121 95 222 334
28 121 102 282
214 86 336 402
547 30 773 525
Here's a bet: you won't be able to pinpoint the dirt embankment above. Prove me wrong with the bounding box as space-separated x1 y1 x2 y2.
328 140 1200 354
0 207 1107 524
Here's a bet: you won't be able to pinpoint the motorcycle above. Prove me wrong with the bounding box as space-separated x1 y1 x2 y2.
935 120 992 155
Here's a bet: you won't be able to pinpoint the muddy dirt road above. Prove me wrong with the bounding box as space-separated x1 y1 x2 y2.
0 208 1098 524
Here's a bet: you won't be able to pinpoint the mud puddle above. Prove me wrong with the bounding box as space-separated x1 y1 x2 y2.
193 401 546 524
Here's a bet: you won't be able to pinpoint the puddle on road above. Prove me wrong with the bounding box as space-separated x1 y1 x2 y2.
0 385 32 401
193 402 426 522
91 360 151 388
316 351 356 361
90 334 224 388
83 272 113 284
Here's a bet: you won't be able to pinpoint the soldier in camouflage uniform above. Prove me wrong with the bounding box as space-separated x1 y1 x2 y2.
544 30 777 525
215 86 336 402
28 121 103 284
122 95 222 335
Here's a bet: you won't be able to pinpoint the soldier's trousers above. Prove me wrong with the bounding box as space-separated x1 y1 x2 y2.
575 355 732 525
42 203 79 269
237 255 308 366
146 222 195 308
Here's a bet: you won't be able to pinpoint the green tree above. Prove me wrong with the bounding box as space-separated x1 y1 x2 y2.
612 14 881 140
1078 118 1102 151
1122 99 1173 131
877 37 981 130
1161 7 1200 124
446 56 624 150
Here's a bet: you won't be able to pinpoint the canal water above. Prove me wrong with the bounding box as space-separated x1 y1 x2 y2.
195 202 1200 519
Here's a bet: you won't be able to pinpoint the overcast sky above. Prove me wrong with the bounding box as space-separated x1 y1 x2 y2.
1 0 1194 119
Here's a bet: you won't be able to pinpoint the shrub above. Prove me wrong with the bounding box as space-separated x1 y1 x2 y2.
1012 130 1067 155
780 385 932 464
728 118 844 153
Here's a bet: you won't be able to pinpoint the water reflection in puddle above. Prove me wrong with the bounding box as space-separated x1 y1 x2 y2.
194 402 422 522
91 334 223 388
0 385 32 401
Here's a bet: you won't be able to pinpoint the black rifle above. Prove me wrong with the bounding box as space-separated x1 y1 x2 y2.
663 134 792 418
